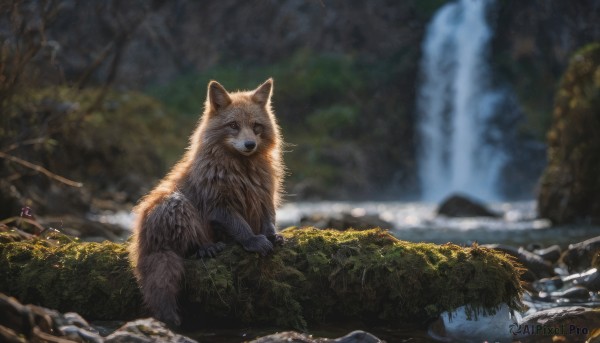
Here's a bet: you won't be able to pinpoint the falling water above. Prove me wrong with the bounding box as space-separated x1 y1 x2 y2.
417 0 507 202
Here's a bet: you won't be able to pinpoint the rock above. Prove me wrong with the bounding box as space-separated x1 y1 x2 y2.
533 245 562 264
0 293 103 343
105 318 197 343
0 293 200 343
537 43 600 225
560 236 600 273
436 194 501 218
549 286 590 301
533 276 563 292
250 330 382 343
515 306 600 342
561 268 600 292
485 244 555 281
534 268 600 298
300 212 393 230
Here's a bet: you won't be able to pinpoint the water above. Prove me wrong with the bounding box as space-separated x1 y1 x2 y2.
277 200 600 248
97 200 600 248
95 200 600 341
417 0 509 202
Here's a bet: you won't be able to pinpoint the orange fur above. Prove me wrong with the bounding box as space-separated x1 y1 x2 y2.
129 78 284 326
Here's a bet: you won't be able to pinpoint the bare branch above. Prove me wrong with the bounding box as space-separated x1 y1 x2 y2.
2 137 48 153
0 151 83 188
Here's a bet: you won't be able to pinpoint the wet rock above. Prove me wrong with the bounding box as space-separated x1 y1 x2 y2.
533 245 562 264
534 276 563 292
0 293 198 343
250 330 382 343
105 318 197 343
0 293 102 343
535 268 600 298
560 236 600 273
485 244 555 281
515 306 600 342
549 286 590 301
300 212 393 230
562 268 600 292
436 194 501 218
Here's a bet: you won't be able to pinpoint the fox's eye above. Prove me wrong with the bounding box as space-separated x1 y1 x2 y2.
253 123 263 134
228 122 239 130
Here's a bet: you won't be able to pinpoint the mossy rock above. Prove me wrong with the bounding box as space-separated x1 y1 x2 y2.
0 231 143 320
0 228 524 329
538 43 600 225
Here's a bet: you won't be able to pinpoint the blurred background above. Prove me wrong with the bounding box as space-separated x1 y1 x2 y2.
1 0 599 240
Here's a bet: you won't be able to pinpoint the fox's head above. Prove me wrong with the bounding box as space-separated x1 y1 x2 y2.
199 78 279 157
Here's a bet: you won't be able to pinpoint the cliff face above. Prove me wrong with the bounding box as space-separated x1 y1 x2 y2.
491 0 600 140
537 44 600 225
40 0 431 87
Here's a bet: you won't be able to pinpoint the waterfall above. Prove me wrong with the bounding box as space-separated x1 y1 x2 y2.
417 0 507 202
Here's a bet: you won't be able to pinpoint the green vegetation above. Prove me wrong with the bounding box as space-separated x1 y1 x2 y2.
147 50 419 199
1 87 187 217
538 43 600 224
0 227 524 328
0 231 143 320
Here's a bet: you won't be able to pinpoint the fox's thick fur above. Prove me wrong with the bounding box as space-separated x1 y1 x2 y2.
129 79 284 326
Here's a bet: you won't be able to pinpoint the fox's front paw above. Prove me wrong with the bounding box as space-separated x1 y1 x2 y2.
196 242 226 258
241 234 273 256
267 233 285 245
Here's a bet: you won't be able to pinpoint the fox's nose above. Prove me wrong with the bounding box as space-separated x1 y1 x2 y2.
244 141 256 150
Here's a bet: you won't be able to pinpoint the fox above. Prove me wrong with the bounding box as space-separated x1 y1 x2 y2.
129 78 284 326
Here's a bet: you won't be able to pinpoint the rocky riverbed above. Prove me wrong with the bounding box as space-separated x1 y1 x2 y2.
3 195 600 342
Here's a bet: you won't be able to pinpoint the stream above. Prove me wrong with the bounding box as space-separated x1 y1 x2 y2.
277 200 600 248
93 200 600 342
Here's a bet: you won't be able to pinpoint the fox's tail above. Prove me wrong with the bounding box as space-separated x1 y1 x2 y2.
136 250 185 326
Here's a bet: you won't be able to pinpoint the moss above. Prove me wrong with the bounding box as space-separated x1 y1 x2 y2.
538 43 600 224
0 228 523 329
0 234 143 320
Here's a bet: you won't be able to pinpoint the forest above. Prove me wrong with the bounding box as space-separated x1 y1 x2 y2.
1 1 600 342
3 0 597 215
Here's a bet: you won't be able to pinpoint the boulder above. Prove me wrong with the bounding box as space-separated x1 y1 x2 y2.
515 306 600 342
0 293 197 343
0 292 104 343
436 194 501 218
537 43 600 225
559 236 600 273
533 245 562 264
485 244 555 281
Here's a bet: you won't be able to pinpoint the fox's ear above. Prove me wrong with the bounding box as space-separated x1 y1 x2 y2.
208 81 231 110
251 78 273 106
